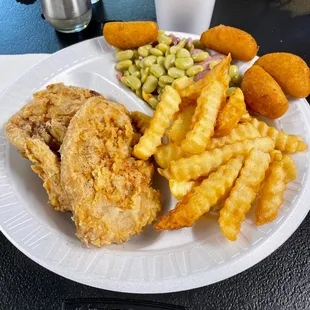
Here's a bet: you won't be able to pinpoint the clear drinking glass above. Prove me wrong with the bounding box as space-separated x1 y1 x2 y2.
41 0 92 33
155 0 216 34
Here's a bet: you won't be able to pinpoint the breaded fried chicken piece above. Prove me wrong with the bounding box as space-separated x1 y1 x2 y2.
5 83 101 211
60 96 161 247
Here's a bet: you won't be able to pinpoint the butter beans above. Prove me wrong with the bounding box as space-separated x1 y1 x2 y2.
159 75 174 84
158 34 172 46
121 76 141 90
229 65 239 78
177 48 191 58
157 56 165 67
150 64 166 78
141 67 150 83
164 54 176 70
143 55 157 67
156 43 169 53
186 65 204 77
175 57 194 70
192 52 209 62
192 39 205 49
129 64 139 74
138 46 150 57
150 47 164 56
115 60 132 71
116 50 134 61
168 67 185 78
142 75 158 93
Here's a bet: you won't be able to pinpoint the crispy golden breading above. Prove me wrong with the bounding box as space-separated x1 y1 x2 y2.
61 96 161 247
255 53 310 98
103 21 158 49
133 86 181 160
181 80 225 154
161 137 274 181
208 122 261 150
154 142 188 169
167 104 196 145
169 179 201 201
250 117 307 153
241 66 288 119
200 25 258 61
25 139 70 212
256 155 296 225
154 156 244 230
5 83 100 211
179 54 231 103
214 88 246 137
219 150 271 240
130 111 151 135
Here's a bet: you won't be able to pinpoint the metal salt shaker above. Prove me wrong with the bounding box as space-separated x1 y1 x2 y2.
40 0 92 33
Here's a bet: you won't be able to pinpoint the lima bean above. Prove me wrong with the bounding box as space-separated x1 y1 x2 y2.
229 65 239 78
142 75 158 93
158 81 166 88
186 65 204 77
175 57 194 70
121 76 141 90
129 64 138 74
192 52 209 62
143 55 157 67
177 48 191 58
156 43 169 53
138 46 150 57
116 50 134 61
164 54 176 70
115 60 132 71
150 48 163 56
141 67 150 83
159 75 174 84
132 71 141 78
148 97 159 109
168 67 185 78
157 56 165 67
158 34 172 46
226 87 237 96
210 60 220 70
192 39 205 49
150 64 166 78
124 70 130 77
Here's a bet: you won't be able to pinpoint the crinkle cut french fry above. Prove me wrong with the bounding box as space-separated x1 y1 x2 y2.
214 88 246 137
164 137 274 182
167 104 196 145
250 117 307 153
154 156 244 230
219 149 271 241
131 111 151 134
181 80 225 154
169 179 200 201
133 86 181 160
154 142 188 169
207 122 260 150
256 155 296 225
179 54 232 103
269 149 282 162
240 112 251 122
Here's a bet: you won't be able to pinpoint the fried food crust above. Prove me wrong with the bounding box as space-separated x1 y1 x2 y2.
241 66 288 119
61 96 161 247
255 52 310 98
103 21 158 49
200 25 258 61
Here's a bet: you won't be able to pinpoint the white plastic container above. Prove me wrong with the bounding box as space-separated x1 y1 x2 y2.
155 0 216 34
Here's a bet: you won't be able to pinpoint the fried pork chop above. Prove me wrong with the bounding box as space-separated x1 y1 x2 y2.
60 96 161 247
5 83 100 211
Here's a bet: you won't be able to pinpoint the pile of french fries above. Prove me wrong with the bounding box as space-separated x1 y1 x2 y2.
131 54 308 241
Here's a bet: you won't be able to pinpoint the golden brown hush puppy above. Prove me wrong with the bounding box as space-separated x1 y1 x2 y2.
255 53 310 98
103 21 158 49
241 65 288 119
200 25 258 61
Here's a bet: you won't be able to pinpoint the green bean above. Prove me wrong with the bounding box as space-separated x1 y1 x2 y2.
132 71 141 79
129 64 139 74
158 34 172 46
226 87 237 96
141 67 150 83
177 48 191 58
142 75 158 93
150 47 164 57
192 39 205 49
115 60 132 71
192 52 209 62
158 81 166 88
168 67 185 78
148 97 159 109
156 43 169 53
121 76 141 90
150 64 166 78
186 65 204 77
157 56 165 67
159 75 174 84
164 54 175 70
229 65 239 79
143 55 157 67
138 46 150 57
124 70 130 77
175 57 194 70
116 50 134 61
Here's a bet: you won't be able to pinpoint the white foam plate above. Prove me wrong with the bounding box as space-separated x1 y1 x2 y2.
0 32 309 294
